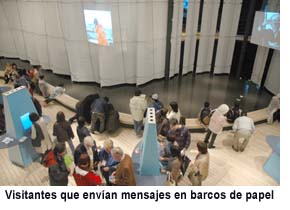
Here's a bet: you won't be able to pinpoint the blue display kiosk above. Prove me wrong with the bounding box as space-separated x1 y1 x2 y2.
132 108 166 185
1 86 37 167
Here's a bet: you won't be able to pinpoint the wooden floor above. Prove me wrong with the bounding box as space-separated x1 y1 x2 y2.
0 82 280 186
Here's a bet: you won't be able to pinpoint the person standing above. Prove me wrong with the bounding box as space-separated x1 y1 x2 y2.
204 104 229 149
186 141 209 186
29 112 52 156
46 143 70 186
38 75 49 98
76 116 90 143
53 111 75 154
110 147 136 186
90 95 107 133
149 93 164 112
129 89 147 137
232 112 255 152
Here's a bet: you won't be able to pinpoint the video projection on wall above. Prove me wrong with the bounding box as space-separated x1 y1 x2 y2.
84 10 113 46
251 11 280 50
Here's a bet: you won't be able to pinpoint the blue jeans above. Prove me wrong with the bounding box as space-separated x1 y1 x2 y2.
133 120 143 136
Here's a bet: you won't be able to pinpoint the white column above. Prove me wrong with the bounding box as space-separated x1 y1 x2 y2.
250 46 269 86
214 0 242 74
265 50 280 94
169 0 184 77
182 0 200 74
196 0 219 73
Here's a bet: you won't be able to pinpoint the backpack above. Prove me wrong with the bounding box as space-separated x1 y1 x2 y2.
41 149 55 168
227 108 241 123
200 108 214 125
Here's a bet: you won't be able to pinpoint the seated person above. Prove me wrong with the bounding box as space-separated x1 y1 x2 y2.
267 93 280 124
226 100 242 123
198 101 211 126
98 139 120 185
73 153 102 186
44 84 65 105
159 139 172 172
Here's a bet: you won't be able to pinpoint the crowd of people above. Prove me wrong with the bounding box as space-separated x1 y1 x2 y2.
0 62 280 186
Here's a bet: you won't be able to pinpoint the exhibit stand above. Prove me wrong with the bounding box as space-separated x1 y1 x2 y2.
1 86 38 167
132 108 166 185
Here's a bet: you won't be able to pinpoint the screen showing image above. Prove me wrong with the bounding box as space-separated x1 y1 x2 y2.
251 11 280 50
84 10 113 46
20 113 32 130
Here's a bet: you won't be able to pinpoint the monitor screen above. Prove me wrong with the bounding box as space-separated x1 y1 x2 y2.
20 113 32 130
251 11 280 50
84 10 113 46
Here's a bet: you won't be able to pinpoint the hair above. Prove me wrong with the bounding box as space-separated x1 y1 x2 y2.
169 118 178 127
29 112 39 122
77 153 90 170
204 101 210 108
39 75 44 80
56 111 65 123
0 104 4 110
169 101 178 113
103 139 114 150
241 111 247 116
93 93 100 99
111 147 124 159
159 108 168 118
12 63 17 67
234 100 240 108
77 116 86 127
179 116 186 125
84 136 94 148
53 143 66 156
104 96 109 103
197 141 208 154
134 89 141 96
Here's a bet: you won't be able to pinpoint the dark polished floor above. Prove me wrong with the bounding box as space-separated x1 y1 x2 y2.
0 58 273 118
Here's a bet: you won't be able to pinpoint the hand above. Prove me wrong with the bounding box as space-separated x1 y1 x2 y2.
173 141 179 147
180 148 186 156
103 167 109 172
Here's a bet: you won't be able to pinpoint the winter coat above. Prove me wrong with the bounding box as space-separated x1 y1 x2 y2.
73 166 102 186
129 95 147 121
208 104 229 134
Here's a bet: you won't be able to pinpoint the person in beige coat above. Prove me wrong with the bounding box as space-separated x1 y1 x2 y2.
110 147 136 186
186 141 209 186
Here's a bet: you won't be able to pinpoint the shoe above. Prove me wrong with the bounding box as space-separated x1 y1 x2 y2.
208 145 216 149
240 148 245 152
232 145 239 152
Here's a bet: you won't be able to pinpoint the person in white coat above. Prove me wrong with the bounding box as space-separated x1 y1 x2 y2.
29 112 52 155
129 89 147 137
204 104 229 149
267 93 280 124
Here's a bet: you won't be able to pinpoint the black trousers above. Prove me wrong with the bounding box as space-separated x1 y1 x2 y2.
204 130 217 147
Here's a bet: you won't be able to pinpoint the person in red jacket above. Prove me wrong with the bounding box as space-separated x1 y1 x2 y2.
73 153 102 186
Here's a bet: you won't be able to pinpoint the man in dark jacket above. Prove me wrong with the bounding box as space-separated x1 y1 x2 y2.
167 118 191 157
47 143 70 186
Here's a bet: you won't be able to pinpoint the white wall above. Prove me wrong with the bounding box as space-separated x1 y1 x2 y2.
265 50 280 94
0 0 168 87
